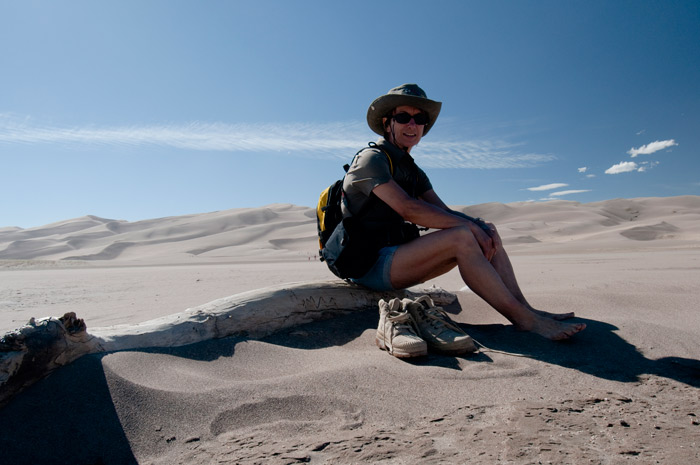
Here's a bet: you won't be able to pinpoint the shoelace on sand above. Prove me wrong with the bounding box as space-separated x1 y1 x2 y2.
471 338 527 358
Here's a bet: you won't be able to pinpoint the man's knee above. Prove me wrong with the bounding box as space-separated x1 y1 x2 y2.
445 225 480 253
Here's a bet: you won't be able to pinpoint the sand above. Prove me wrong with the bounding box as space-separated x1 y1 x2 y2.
1 197 699 464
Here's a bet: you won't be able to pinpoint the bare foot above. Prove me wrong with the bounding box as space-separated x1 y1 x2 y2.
530 308 575 321
520 315 586 341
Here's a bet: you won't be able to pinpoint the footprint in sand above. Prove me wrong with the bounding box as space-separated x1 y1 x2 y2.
210 395 363 435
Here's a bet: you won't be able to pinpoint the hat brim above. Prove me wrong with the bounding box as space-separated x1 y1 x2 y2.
367 94 442 136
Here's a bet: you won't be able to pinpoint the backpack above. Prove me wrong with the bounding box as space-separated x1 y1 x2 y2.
316 177 346 251
316 145 393 253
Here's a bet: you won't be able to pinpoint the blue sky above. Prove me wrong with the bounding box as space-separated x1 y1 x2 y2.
1 0 698 228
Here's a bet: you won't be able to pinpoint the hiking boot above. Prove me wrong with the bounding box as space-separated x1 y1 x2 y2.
402 295 477 355
376 298 427 358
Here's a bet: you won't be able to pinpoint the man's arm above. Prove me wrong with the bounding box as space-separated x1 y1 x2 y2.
372 180 469 230
420 189 493 234
373 181 500 260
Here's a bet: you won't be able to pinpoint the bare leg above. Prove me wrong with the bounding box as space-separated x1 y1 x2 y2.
390 227 585 340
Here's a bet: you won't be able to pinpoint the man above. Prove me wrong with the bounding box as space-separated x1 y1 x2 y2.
335 84 585 356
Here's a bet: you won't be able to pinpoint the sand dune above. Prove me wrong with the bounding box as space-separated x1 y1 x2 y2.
1 196 699 464
2 196 699 266
0 204 319 264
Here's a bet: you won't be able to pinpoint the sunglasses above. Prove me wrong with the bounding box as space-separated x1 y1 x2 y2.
391 112 430 126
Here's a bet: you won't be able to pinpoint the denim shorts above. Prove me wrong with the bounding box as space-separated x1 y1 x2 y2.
349 246 399 291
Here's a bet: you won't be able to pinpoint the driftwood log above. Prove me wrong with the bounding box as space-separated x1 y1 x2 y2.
1 280 455 408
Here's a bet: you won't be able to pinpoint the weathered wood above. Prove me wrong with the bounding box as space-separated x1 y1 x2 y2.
1 312 101 408
1 280 455 407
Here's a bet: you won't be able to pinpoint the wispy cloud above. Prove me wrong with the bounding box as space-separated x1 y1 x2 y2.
538 189 591 201
628 139 677 157
549 189 591 196
419 139 556 169
526 183 568 191
637 161 660 172
0 117 364 156
0 115 556 169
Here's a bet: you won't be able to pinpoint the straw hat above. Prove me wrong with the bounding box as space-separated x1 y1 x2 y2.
366 83 442 136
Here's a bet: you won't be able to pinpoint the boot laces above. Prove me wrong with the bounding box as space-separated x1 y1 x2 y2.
417 301 468 337
385 310 420 344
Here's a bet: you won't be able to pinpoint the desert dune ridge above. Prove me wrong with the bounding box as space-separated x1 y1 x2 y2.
1 196 699 464
1 196 699 266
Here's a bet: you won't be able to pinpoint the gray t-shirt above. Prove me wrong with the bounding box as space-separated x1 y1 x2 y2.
342 138 432 217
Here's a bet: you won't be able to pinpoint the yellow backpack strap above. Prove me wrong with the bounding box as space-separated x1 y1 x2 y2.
381 148 393 175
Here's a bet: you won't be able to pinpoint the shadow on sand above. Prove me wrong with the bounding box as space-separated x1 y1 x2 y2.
461 317 700 388
250 301 700 388
0 352 138 465
2 304 698 464
224 305 700 389
0 312 367 465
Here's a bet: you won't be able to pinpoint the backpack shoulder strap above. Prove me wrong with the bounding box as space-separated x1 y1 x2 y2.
345 145 393 174
366 141 393 174
341 143 393 218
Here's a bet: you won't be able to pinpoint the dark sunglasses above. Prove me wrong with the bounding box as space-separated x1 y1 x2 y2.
391 112 430 126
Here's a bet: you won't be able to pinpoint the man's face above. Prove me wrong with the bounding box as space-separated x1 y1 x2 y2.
383 105 426 152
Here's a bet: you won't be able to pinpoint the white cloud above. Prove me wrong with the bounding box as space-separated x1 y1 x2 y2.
628 139 678 157
605 160 660 174
0 115 557 170
578 167 588 173
0 118 363 155
550 189 591 196
415 139 555 168
605 161 639 174
637 161 660 172
526 183 568 191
